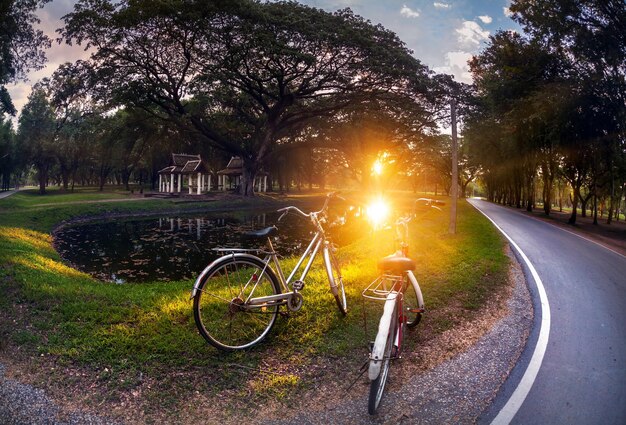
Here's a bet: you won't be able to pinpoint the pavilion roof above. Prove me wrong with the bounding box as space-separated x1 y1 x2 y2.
172 153 200 166
217 156 268 176
158 154 212 174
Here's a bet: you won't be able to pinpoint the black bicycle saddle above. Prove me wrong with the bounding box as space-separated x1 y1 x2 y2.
243 226 278 239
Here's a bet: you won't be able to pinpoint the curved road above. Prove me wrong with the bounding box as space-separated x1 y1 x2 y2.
470 199 626 425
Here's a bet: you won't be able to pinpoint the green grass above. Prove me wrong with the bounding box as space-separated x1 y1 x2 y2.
0 189 509 419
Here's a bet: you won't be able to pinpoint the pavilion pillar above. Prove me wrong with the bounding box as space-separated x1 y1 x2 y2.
170 174 174 193
208 174 212 191
223 176 228 191
177 174 181 193
159 175 162 192
197 172 201 195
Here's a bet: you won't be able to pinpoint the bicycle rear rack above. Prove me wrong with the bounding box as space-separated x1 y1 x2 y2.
213 247 274 255
361 274 403 301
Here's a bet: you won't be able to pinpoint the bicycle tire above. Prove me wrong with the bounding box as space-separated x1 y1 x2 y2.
368 300 398 414
193 254 281 351
404 273 422 328
323 245 347 315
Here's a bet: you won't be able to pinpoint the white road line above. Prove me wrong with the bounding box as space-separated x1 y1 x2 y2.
469 201 551 425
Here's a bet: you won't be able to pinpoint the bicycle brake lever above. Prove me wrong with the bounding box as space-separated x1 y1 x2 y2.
278 210 289 222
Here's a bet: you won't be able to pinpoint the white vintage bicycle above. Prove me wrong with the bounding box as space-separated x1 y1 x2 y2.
362 198 442 414
191 193 347 351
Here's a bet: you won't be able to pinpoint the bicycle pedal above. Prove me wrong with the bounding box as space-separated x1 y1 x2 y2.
279 311 291 318
292 280 305 291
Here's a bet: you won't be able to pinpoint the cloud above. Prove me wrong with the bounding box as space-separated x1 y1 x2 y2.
456 21 490 47
433 51 474 84
400 5 420 18
478 15 492 24
433 2 451 9
503 7 513 17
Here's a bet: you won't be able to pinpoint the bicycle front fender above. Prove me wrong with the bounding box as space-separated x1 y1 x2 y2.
189 253 269 299
368 292 398 380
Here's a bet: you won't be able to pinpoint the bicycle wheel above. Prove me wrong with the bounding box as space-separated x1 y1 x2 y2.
193 255 281 351
323 245 347 315
404 273 423 328
368 301 398 414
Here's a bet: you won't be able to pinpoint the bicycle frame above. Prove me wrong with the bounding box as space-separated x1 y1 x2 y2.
190 204 335 312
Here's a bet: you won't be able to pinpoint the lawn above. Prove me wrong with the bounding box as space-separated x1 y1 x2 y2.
0 188 509 422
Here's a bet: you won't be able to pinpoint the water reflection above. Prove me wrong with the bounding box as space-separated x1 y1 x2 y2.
55 211 313 283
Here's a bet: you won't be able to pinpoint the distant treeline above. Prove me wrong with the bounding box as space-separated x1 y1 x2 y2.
463 0 626 224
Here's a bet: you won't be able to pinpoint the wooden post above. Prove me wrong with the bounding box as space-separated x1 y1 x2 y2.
449 96 458 235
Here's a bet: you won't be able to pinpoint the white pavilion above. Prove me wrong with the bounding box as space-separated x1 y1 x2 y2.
217 156 269 192
158 154 212 195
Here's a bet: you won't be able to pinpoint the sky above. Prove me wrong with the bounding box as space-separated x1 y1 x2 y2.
7 0 520 120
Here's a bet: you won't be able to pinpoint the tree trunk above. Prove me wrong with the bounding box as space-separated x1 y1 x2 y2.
448 97 458 235
37 164 48 195
240 161 256 197
568 186 580 225
542 172 553 216
580 192 592 218
122 170 131 191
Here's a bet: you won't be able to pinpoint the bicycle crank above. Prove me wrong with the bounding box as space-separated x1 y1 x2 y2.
287 292 304 312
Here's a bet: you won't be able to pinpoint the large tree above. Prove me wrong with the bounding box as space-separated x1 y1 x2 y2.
0 0 51 115
17 87 55 194
62 0 433 195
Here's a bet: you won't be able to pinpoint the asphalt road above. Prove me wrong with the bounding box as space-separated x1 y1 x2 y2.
470 199 626 425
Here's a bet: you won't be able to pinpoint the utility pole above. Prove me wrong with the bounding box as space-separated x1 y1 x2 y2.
449 95 458 235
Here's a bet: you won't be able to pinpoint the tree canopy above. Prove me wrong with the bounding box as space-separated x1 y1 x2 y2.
465 0 626 224
61 0 437 195
0 0 51 115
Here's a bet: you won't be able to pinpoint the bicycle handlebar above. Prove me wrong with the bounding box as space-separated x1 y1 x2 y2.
277 192 343 222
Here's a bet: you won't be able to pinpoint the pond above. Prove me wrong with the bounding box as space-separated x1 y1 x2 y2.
55 210 328 283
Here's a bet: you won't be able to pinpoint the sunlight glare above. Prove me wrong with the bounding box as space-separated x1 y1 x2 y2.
366 198 390 229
